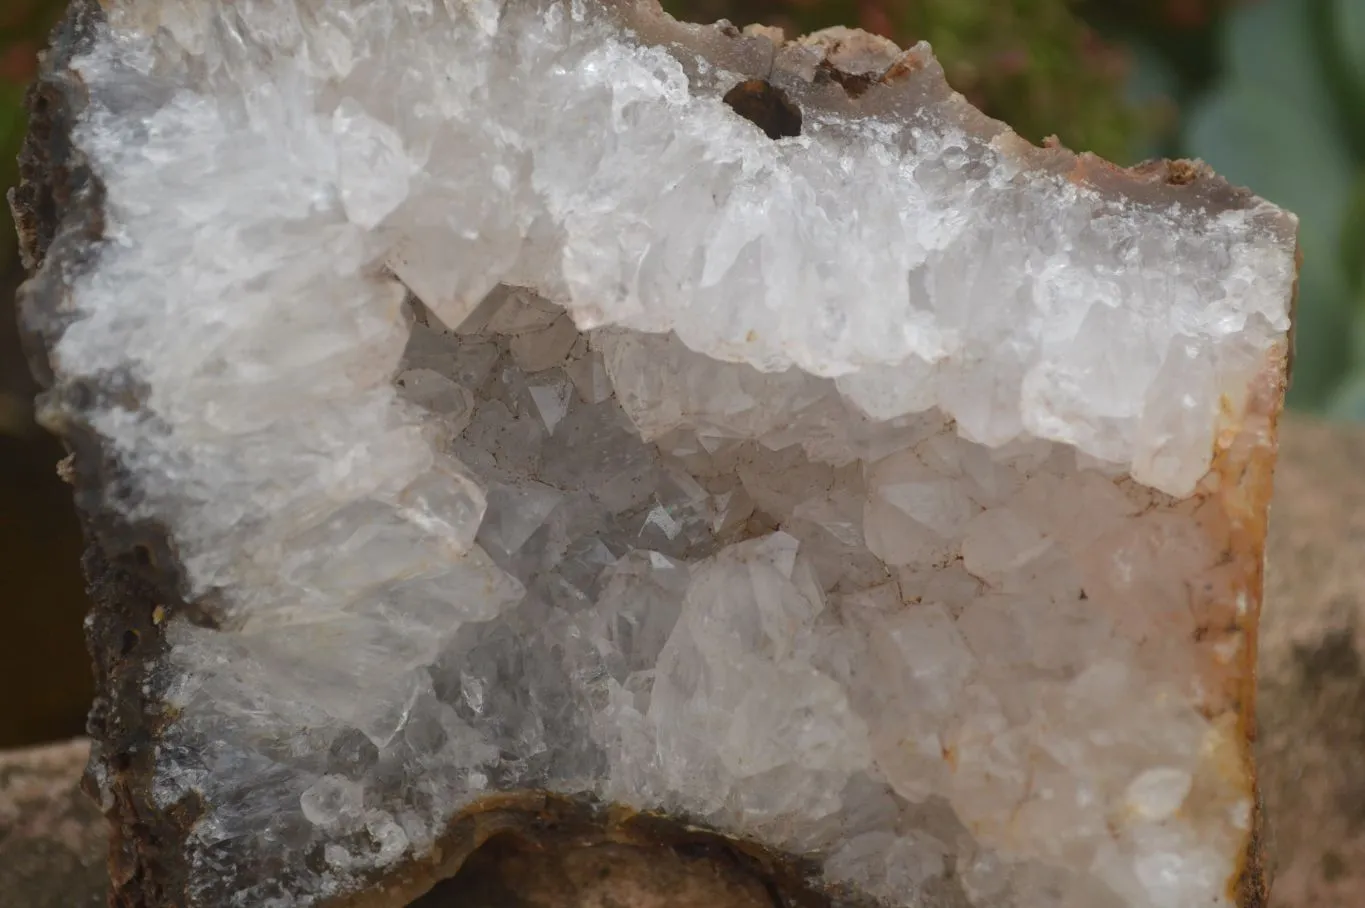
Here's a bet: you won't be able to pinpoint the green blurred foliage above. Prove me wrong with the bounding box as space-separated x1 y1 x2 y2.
864 1 1135 161
3 0 1365 416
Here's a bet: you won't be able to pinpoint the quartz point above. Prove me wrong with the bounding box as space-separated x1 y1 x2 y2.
10 0 1294 906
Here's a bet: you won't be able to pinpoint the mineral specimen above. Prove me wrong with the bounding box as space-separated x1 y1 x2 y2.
11 0 1295 906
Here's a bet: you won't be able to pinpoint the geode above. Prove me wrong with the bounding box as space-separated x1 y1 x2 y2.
11 1 1295 907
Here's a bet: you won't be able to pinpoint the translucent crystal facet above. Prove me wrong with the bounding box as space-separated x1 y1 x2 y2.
37 0 1293 906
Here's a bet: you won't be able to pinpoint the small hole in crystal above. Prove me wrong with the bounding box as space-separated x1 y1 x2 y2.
67 380 94 410
722 79 802 140
121 629 139 655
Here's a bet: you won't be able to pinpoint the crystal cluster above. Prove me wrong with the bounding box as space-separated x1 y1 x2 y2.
39 0 1294 906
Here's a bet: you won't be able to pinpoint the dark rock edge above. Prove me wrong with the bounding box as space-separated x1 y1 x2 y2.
8 1 1272 906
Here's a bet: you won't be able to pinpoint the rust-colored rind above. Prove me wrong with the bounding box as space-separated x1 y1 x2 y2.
12 2 1295 907
1204 344 1291 908
1219 243 1300 908
1237 797 1270 908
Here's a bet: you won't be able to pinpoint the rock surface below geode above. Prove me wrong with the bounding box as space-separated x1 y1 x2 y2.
0 739 106 908
11 0 1295 907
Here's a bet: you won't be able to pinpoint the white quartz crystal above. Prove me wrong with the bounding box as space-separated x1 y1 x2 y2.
43 0 1294 906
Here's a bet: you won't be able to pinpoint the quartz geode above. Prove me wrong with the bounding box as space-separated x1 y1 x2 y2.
12 0 1295 907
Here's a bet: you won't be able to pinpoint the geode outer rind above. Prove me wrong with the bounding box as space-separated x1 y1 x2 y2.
12 4 198 906
10 0 1289 906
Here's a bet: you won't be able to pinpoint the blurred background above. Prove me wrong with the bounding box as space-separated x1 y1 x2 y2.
2 0 1363 746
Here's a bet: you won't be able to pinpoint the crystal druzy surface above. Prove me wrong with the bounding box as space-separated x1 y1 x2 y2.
29 0 1295 906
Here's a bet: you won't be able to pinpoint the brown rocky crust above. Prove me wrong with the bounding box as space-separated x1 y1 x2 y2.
11 3 201 905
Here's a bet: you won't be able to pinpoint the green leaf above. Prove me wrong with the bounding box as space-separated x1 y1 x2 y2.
1352 282 1365 358
1340 171 1365 290
1223 0 1340 129
1333 0 1365 103
1286 260 1356 409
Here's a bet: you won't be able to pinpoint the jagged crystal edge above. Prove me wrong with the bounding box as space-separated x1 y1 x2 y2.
75 0 1295 499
